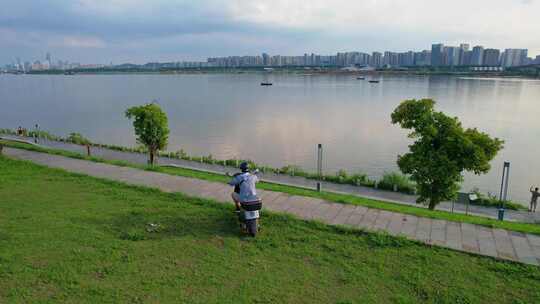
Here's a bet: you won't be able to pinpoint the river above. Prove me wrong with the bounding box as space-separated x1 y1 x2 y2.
1 73 540 204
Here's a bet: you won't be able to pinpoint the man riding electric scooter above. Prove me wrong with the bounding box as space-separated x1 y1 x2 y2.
228 162 262 236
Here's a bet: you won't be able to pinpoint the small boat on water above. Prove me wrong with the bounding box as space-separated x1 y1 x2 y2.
260 82 273 86
356 77 365 80
368 80 380 83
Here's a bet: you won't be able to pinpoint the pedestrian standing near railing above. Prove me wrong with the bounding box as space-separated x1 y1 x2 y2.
529 186 539 212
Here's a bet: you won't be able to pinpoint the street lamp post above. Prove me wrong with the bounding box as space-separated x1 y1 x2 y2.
34 124 39 144
316 144 323 192
498 161 510 221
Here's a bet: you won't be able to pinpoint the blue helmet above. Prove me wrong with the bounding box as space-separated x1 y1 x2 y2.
239 161 249 172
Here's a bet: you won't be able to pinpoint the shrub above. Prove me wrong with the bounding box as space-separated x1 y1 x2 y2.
27 130 62 141
202 154 214 164
0 128 17 135
279 165 305 176
470 188 526 211
66 132 91 145
378 172 416 194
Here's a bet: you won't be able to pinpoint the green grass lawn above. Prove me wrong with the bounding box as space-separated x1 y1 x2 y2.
2 139 540 237
1 156 539 303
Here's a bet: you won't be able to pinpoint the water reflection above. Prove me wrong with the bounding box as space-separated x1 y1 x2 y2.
1 73 539 203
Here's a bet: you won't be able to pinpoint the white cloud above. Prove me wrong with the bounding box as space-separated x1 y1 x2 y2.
62 36 106 48
226 0 540 52
1 0 539 63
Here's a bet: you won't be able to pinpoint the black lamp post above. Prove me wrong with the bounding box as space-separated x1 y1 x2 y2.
34 124 39 143
498 161 510 221
316 144 323 192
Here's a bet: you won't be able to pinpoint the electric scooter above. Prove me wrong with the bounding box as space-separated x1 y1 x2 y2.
238 199 262 237
227 170 262 237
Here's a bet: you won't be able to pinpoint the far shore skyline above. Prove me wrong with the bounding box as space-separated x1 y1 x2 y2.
4 42 539 67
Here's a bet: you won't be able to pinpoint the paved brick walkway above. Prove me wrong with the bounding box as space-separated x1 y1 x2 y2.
3 134 540 223
4 147 540 266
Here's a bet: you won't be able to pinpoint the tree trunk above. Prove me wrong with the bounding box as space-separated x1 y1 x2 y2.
149 149 155 166
428 199 438 210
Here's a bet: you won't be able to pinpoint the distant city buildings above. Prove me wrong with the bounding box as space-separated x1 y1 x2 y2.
1 52 109 72
205 42 535 70
483 49 501 66
2 43 538 72
431 44 444 67
500 49 528 67
470 46 485 66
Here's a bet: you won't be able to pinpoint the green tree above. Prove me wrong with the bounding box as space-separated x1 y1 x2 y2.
391 99 503 210
125 103 169 166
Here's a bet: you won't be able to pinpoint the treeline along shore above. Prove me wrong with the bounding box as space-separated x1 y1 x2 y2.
8 65 540 78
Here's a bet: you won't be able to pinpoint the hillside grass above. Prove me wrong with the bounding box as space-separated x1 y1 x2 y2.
0 155 539 303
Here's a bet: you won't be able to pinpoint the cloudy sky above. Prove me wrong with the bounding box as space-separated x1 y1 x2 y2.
1 0 539 64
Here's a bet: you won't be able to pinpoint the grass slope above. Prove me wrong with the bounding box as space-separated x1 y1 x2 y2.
0 156 539 303
2 139 540 236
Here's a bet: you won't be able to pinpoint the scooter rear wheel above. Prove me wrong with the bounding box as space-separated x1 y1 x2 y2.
246 219 257 237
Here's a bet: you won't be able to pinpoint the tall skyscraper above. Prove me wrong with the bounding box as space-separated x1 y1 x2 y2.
458 44 470 65
336 53 345 66
446 47 460 66
471 46 484 66
398 51 414 66
383 52 399 66
431 44 444 66
501 49 528 67
461 51 472 66
262 53 270 66
483 49 501 66
413 50 431 66
371 52 382 67
45 52 52 67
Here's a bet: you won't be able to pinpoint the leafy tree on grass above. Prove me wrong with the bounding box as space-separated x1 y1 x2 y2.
391 99 503 210
125 103 169 166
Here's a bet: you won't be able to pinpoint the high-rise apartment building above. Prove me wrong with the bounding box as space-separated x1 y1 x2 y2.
445 47 461 66
262 53 270 66
461 51 472 66
371 52 382 67
471 46 484 66
501 49 528 67
398 51 414 66
413 50 431 66
383 52 399 66
431 44 444 66
458 44 470 65
482 49 501 66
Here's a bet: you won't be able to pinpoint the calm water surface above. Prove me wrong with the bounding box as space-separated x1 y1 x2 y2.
1 73 540 203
